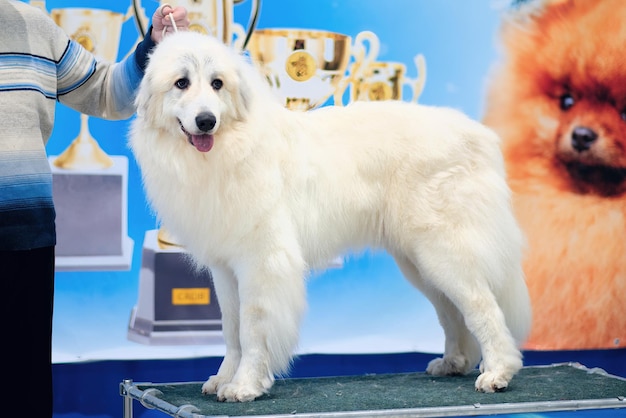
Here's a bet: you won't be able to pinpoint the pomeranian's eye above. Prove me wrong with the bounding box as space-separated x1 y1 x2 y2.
621 108 626 122
211 79 223 90
175 78 189 90
559 93 575 111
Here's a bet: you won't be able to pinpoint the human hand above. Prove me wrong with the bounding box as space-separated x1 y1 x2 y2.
150 4 189 43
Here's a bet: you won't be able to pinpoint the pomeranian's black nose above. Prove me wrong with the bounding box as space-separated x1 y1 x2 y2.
571 126 598 152
196 112 216 132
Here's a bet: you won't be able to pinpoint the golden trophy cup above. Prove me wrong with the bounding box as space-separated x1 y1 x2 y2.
351 54 427 103
50 6 138 169
156 227 184 250
133 0 260 48
247 28 380 111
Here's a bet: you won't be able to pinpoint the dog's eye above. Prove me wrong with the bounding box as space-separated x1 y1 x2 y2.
211 79 223 90
175 78 189 90
621 108 626 122
559 93 575 111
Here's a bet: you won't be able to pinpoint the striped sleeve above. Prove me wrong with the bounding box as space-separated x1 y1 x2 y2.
56 39 96 95
57 35 150 120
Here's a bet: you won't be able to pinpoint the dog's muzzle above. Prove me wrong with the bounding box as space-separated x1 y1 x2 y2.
178 112 216 153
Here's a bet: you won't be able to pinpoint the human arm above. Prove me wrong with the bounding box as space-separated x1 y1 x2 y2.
57 5 188 119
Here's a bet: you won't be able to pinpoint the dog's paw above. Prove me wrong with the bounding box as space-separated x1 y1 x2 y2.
202 375 229 395
426 355 471 376
216 382 265 402
474 371 510 393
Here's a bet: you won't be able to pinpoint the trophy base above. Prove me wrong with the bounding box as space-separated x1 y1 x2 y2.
127 305 224 346
127 230 223 346
49 155 133 271
56 236 134 272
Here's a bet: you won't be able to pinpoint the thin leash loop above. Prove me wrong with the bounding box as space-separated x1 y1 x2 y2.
159 3 179 38
168 12 178 32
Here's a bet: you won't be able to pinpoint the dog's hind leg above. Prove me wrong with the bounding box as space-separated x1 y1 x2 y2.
202 264 242 395
215 247 307 402
394 254 481 376
399 229 524 393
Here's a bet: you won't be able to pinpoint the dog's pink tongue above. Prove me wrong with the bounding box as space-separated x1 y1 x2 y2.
191 134 214 152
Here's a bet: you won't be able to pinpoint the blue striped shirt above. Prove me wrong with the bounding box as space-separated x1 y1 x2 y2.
0 0 153 250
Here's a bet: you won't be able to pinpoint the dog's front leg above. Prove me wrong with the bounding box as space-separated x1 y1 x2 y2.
202 265 241 395
216 249 307 402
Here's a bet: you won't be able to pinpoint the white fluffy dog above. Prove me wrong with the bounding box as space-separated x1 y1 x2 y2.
130 31 531 402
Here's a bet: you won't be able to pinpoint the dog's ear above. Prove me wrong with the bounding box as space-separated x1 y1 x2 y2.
134 73 163 126
232 66 252 121
134 77 150 117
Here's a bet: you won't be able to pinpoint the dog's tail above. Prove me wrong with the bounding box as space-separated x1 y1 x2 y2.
497 256 532 348
485 128 532 348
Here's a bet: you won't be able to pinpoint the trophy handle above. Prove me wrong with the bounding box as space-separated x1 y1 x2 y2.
239 0 261 49
333 30 380 106
231 24 247 50
117 4 149 60
132 0 149 38
353 30 380 70
404 54 427 103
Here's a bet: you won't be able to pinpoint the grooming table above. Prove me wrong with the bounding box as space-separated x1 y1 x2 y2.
120 363 626 417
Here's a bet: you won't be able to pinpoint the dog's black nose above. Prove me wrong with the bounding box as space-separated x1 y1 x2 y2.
195 112 216 132
571 126 598 152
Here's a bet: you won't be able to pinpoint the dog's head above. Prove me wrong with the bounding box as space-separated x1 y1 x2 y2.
486 0 626 196
135 31 253 153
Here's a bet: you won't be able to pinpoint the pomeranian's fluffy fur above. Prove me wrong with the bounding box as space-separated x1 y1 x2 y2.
483 0 626 349
130 31 531 401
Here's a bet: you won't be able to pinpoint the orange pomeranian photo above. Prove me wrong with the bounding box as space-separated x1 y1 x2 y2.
483 0 626 350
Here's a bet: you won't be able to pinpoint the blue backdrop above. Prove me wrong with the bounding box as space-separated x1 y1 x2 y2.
26 0 626 416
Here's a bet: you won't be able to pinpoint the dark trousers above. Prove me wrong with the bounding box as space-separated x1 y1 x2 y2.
1 246 55 417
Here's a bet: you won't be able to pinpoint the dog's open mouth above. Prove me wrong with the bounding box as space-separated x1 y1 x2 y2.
178 119 214 153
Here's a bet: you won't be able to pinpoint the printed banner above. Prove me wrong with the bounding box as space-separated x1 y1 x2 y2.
37 0 625 369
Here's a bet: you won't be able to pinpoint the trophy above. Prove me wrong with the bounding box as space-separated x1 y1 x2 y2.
247 29 380 111
349 54 427 103
43 4 139 271
127 224 225 345
132 0 260 48
50 7 134 169
127 229 223 345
